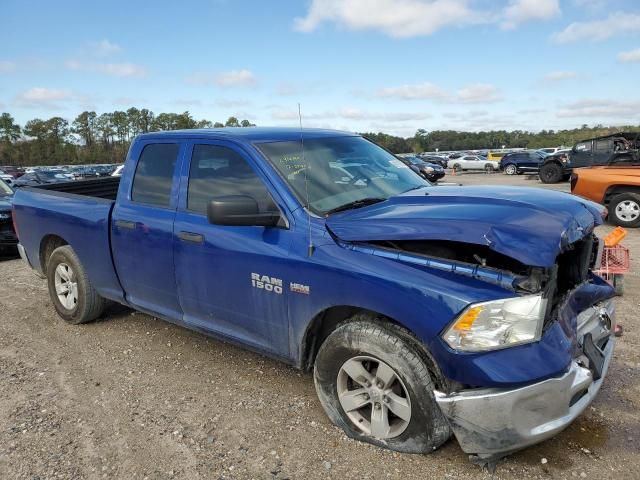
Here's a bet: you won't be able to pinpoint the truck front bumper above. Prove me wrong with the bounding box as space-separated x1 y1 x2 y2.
434 300 615 458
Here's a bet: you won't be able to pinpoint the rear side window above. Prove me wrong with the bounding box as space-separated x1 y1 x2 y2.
595 140 611 152
131 143 179 207
187 144 274 214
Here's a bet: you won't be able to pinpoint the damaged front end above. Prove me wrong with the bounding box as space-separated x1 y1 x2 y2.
326 188 617 462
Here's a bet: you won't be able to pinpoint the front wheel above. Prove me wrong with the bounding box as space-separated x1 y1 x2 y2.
484 163 495 173
452 164 462 173
609 193 640 227
314 317 451 453
539 162 563 183
47 245 106 324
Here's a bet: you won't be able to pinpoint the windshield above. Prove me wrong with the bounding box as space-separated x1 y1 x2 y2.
258 136 429 215
0 179 12 195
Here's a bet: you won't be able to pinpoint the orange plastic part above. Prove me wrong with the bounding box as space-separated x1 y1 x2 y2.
603 227 627 247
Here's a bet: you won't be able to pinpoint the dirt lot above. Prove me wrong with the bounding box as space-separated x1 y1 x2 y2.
0 172 638 480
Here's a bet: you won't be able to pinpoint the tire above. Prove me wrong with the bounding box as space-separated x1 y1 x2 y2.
484 163 494 173
452 164 462 173
314 316 451 453
539 162 563 184
609 193 640 227
613 274 624 296
46 245 106 324
504 164 517 175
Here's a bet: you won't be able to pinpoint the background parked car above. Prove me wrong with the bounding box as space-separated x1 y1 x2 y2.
397 156 445 182
13 170 71 187
417 154 448 168
0 178 17 255
448 155 497 173
571 163 640 227
111 164 125 176
499 150 546 175
487 151 507 162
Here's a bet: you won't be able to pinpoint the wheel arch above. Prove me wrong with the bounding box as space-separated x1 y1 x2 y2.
299 305 447 389
39 234 69 275
603 185 640 205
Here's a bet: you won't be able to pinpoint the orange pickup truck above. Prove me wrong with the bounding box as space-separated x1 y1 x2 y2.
571 166 640 227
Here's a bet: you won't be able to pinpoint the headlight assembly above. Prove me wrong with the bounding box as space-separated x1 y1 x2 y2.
443 294 547 352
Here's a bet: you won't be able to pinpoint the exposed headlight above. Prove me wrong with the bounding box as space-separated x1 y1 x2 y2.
423 167 434 173
443 294 547 352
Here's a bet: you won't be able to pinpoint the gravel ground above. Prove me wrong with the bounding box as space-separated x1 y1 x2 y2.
0 172 638 479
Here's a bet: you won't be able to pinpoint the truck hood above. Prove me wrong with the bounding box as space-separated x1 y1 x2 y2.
325 186 604 267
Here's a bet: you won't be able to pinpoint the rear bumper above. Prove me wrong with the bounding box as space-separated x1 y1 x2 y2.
434 300 615 457
17 243 45 278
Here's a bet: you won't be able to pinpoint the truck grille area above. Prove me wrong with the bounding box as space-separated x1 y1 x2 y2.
556 235 597 297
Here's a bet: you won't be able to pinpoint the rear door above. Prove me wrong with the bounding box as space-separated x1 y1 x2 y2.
111 140 184 319
522 152 543 171
173 140 293 355
592 138 613 165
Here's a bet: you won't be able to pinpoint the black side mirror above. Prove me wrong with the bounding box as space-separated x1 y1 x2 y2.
207 195 282 227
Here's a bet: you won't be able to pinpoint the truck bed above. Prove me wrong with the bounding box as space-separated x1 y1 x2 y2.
13 177 125 303
34 176 121 200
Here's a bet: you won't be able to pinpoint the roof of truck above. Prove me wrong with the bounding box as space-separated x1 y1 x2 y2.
135 127 356 143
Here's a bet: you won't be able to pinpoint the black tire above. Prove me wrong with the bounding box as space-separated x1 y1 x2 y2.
609 193 640 227
452 164 462 173
314 316 451 453
504 164 517 175
539 162 563 183
613 274 624 296
484 163 494 173
46 245 106 324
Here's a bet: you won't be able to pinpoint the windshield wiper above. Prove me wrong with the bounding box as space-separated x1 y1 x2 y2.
325 197 386 216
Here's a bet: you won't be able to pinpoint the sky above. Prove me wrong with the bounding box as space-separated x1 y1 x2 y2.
1 0 640 137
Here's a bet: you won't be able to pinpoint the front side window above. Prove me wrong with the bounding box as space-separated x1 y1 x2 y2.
575 141 592 152
257 136 428 215
131 143 179 207
187 144 274 214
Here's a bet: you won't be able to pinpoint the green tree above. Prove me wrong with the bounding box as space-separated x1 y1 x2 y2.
225 116 240 127
72 111 97 147
0 113 21 143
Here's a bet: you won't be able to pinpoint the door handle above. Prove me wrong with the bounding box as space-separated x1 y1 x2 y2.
114 220 136 230
177 231 204 243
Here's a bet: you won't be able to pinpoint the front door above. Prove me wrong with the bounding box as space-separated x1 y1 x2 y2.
173 141 292 356
111 141 184 319
570 140 593 168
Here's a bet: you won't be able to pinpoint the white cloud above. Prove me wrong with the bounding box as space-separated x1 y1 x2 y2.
552 12 640 43
618 48 640 63
456 84 501 103
543 70 577 81
0 61 17 73
88 39 121 56
556 99 640 118
186 69 257 88
215 69 257 87
270 107 430 123
65 60 146 78
293 0 482 38
375 81 501 103
375 82 448 100
14 87 74 108
501 0 560 30
294 0 560 37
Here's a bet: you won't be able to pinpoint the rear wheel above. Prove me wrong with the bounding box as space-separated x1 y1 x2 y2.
504 164 517 175
613 274 624 296
46 245 106 324
609 193 640 227
539 162 563 183
314 316 451 453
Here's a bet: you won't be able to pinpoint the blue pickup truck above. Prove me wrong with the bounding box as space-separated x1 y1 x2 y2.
12 128 616 464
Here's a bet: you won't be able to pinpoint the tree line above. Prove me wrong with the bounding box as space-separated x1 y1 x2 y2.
1 108 639 166
0 110 255 166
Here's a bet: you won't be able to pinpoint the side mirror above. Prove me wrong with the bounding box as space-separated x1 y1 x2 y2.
207 195 282 227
